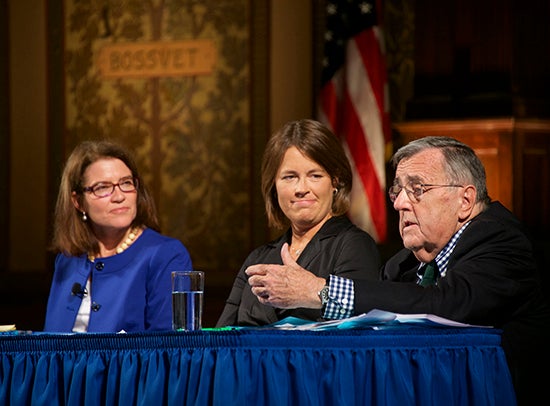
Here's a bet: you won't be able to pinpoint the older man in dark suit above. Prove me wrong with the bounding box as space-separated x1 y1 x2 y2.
247 136 550 406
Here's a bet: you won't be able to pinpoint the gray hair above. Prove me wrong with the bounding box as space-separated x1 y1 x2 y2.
391 136 491 205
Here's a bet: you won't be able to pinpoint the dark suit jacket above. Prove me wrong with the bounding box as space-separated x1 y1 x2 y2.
354 201 550 405
216 215 381 327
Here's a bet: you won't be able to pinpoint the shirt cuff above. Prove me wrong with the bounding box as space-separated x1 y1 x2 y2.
322 274 354 319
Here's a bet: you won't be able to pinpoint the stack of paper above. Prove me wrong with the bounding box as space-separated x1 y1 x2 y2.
267 309 492 331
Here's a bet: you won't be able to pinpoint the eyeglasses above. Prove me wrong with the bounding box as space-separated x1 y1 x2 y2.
81 176 139 198
388 181 463 203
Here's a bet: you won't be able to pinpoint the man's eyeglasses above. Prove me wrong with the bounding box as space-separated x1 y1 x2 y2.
81 177 139 198
388 181 463 203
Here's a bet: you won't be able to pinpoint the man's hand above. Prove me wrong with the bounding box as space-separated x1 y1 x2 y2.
246 243 327 309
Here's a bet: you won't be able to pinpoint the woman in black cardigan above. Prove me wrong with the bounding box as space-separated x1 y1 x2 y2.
216 119 381 327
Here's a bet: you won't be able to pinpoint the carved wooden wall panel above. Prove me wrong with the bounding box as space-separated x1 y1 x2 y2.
58 0 262 279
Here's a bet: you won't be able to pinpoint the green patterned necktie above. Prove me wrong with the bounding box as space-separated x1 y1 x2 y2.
420 261 438 287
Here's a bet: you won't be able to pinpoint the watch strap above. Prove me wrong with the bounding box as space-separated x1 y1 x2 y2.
318 284 330 305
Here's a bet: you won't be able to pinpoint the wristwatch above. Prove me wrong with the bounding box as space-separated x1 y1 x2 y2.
318 284 330 306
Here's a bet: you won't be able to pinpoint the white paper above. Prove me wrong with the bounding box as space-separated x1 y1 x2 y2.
267 309 492 330
0 324 16 332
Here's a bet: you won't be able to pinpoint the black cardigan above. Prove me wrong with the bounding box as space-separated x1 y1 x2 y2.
216 215 381 327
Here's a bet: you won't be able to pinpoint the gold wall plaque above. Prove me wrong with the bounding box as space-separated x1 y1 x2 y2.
96 40 217 79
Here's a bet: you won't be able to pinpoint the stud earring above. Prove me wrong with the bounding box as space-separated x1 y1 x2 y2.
82 211 87 221
333 188 338 195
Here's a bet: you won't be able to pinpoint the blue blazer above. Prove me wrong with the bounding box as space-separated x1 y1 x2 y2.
44 228 193 333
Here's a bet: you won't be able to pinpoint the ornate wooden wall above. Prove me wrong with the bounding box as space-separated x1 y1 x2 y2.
50 1 269 284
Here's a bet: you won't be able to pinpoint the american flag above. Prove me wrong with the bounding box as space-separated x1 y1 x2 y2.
317 0 391 243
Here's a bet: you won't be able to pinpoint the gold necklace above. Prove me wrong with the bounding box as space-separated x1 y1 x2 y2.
116 226 141 253
88 226 142 263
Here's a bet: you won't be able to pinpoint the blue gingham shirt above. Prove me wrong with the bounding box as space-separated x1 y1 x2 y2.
323 274 354 319
323 221 472 319
418 221 471 282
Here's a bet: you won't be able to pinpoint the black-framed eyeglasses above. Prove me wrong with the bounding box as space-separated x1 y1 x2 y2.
81 176 139 198
388 181 463 203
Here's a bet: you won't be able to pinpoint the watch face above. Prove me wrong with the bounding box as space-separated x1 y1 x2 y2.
320 286 330 304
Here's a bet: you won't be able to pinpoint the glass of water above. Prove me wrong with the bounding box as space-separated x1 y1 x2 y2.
171 270 204 331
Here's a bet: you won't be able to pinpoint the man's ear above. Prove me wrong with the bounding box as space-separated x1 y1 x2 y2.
458 185 477 220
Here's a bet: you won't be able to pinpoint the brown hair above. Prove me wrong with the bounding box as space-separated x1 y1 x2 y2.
51 140 160 256
261 119 353 229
